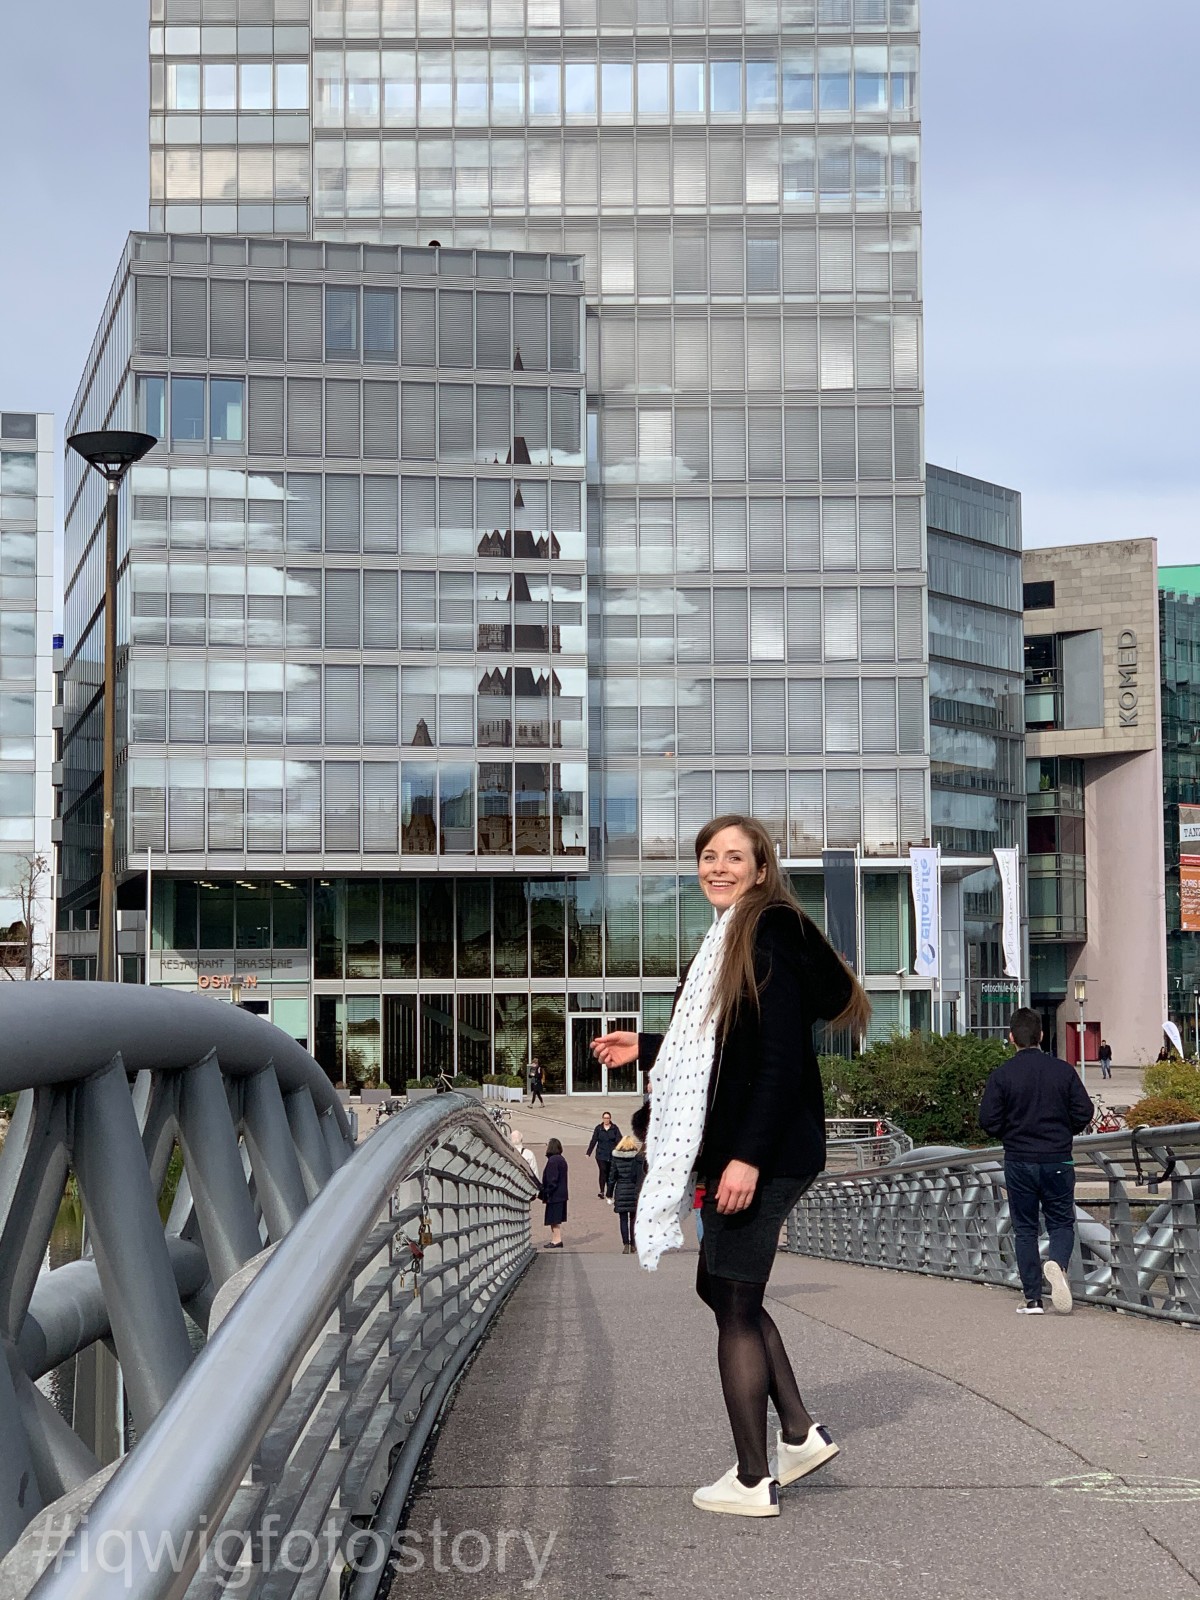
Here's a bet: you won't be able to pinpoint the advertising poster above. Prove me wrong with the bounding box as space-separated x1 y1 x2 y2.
1181 805 1200 932
908 846 940 979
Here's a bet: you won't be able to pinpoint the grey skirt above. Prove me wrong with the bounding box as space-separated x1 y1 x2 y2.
698 1175 815 1283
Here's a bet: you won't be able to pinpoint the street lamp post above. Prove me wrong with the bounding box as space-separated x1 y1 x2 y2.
66 431 157 985
1073 974 1088 1087
231 979 243 1009
1193 986 1199 1061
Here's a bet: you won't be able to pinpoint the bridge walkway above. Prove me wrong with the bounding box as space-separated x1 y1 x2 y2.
396 1181 1200 1600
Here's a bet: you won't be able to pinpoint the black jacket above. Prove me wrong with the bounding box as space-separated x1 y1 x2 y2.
978 1048 1093 1161
606 1145 646 1211
586 1122 622 1161
540 1152 568 1204
638 905 855 1181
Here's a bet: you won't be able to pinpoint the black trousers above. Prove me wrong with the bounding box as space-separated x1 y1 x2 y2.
596 1156 611 1194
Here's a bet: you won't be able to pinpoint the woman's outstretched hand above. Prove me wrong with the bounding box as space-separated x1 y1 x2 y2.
592 1031 639 1068
715 1160 759 1214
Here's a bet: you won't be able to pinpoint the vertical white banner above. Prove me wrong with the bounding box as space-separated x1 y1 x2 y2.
993 847 1022 981
908 846 941 979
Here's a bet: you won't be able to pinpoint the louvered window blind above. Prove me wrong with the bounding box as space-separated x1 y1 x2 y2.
822 498 857 570
676 678 712 754
751 680 786 751
714 679 749 753
208 785 245 853
286 379 322 456
788 771 823 854
863 771 898 854
819 318 854 389
248 377 284 456
324 569 361 648
712 500 747 571
826 771 861 848
823 588 858 660
787 678 821 753
785 498 820 570
401 478 436 556
899 770 926 848
324 763 361 852
786 588 821 662
749 500 784 570
861 677 897 752
400 289 436 366
476 293 511 370
748 409 783 480
400 572 436 650
750 590 785 661
363 476 398 554
439 385 475 462
324 475 360 553
860 587 896 660
513 295 548 370
549 296 579 370
363 569 399 647
859 498 894 570
858 408 893 480
363 667 399 744
210 280 246 359
820 408 856 480
856 314 891 389
285 474 321 550
824 678 861 752
325 666 361 745
248 282 284 359
896 586 924 660
898 676 926 752
896 498 923 569
285 765 321 852
713 589 748 663
286 283 323 361
711 409 746 482
783 227 817 293
784 409 819 481
134 277 167 355
894 408 921 479
401 383 436 460
746 318 781 390
285 570 321 648
325 380 361 457
363 764 399 852
170 279 208 357
363 382 399 458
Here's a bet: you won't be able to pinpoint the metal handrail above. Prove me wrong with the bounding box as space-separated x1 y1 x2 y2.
784 1122 1200 1325
21 1095 538 1600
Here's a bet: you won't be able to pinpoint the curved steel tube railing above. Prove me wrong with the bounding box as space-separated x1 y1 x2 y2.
784 1122 1200 1325
15 1094 537 1600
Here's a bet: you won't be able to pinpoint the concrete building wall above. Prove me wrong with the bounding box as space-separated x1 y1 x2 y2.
1077 750 1167 1065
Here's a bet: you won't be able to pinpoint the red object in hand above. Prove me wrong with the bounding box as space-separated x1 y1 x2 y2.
693 1184 706 1210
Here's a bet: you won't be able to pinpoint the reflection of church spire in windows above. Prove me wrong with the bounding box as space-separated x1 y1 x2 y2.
411 717 434 747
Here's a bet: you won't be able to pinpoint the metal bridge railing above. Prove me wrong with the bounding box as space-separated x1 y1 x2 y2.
784 1123 1200 1326
823 1116 914 1172
11 1091 537 1600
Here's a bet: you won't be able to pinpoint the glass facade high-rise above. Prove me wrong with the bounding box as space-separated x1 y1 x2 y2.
0 412 55 979
61 0 931 1086
1159 567 1200 1047
926 465 1024 1037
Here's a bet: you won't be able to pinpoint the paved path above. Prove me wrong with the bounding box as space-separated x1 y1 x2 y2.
394 1240 1200 1600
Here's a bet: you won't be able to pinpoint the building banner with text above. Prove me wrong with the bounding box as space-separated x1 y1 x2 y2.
908 846 941 979
1180 805 1200 932
993 847 1022 981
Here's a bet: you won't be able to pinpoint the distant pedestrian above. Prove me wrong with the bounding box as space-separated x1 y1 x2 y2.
606 1130 647 1253
979 1008 1093 1315
586 1111 622 1199
540 1137 568 1248
529 1057 546 1106
1098 1039 1113 1080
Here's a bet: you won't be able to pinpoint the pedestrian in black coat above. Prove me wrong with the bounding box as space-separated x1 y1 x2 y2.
606 1136 646 1253
540 1138 568 1248
586 1111 622 1198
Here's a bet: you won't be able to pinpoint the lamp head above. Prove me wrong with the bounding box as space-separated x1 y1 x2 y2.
67 429 157 483
1073 976 1087 1004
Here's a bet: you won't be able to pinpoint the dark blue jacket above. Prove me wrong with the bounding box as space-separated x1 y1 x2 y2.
586 1122 622 1161
979 1048 1093 1161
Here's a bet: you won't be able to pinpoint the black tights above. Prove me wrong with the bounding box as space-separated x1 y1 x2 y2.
696 1253 813 1484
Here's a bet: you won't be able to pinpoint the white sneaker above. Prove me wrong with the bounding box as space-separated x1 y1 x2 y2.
1043 1260 1073 1314
692 1467 779 1518
774 1423 839 1487
1016 1300 1045 1314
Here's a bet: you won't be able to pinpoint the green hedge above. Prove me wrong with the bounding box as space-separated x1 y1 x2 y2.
1142 1060 1200 1118
821 1031 1013 1148
483 1073 526 1088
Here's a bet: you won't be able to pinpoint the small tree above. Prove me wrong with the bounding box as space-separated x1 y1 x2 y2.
0 853 52 981
1141 1059 1200 1119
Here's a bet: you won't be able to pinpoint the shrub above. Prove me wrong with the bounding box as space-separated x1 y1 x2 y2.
1124 1095 1198 1128
1142 1060 1200 1117
819 1031 1012 1148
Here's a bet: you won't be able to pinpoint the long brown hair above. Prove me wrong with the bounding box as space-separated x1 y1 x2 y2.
695 814 871 1043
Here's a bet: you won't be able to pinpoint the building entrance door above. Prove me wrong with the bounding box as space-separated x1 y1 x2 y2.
568 1013 640 1094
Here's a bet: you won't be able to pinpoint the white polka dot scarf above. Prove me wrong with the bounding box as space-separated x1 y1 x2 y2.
636 908 731 1272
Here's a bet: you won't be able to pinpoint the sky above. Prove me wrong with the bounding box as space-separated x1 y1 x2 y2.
0 0 1196 567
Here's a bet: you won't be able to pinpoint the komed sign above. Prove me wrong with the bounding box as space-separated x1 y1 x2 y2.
1117 629 1138 726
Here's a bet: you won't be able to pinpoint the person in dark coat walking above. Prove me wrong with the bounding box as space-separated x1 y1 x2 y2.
586 1111 622 1198
606 1123 648 1252
540 1137 568 1248
529 1058 546 1106
1098 1039 1113 1080
979 1008 1094 1314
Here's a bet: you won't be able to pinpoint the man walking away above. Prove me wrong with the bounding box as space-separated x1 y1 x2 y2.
1098 1039 1113 1080
979 1008 1094 1315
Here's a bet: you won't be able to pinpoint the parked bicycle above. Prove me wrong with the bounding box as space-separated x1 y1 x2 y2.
486 1103 512 1136
1088 1095 1124 1134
